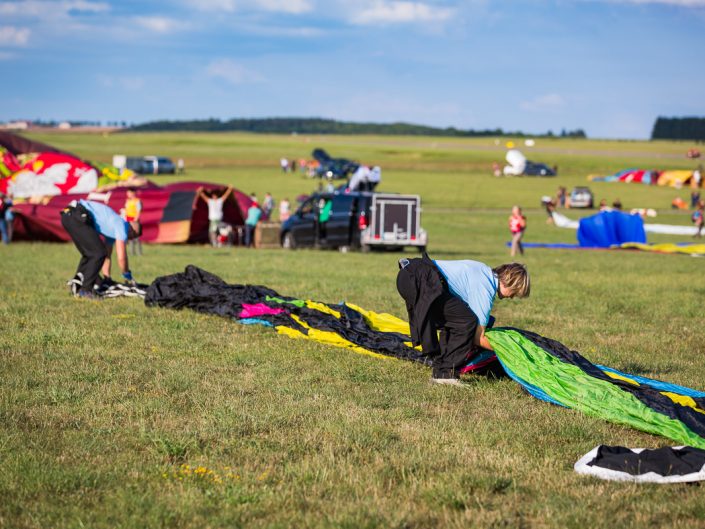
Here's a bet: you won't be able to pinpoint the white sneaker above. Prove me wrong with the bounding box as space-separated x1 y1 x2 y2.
430 377 464 387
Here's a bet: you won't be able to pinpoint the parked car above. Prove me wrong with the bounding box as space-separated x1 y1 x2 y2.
124 156 176 175
524 161 557 176
569 186 594 208
280 191 427 252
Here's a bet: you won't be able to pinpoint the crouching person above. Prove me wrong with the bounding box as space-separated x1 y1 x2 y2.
61 199 141 299
396 253 529 386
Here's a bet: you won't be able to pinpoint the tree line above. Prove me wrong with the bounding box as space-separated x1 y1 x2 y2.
651 117 705 141
129 117 587 138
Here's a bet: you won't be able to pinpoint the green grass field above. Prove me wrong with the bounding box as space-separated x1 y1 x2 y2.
2 132 704 528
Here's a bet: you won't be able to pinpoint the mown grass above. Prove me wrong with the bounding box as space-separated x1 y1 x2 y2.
1 133 704 528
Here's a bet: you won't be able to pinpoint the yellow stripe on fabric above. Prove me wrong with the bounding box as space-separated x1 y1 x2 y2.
660 392 705 415
604 370 640 386
304 300 341 319
275 325 307 339
344 302 411 336
285 314 392 361
620 243 705 256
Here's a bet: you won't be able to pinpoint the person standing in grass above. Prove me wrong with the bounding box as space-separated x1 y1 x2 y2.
196 186 233 247
692 200 704 238
397 254 530 386
245 200 262 247
122 189 143 256
509 205 526 257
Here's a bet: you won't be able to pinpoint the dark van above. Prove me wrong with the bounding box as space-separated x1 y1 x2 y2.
280 191 427 252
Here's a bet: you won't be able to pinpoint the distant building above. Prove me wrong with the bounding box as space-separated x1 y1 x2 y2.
58 121 72 130
0 120 30 130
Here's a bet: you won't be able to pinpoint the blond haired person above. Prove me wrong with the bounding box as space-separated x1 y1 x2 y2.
397 254 529 386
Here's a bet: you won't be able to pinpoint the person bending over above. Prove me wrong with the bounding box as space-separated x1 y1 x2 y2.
61 199 141 299
397 254 530 386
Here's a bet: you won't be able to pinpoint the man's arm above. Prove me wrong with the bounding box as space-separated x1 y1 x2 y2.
193 187 206 208
114 240 129 275
100 241 129 279
474 325 493 351
222 185 233 201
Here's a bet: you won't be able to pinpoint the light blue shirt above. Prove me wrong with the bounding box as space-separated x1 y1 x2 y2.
79 200 128 243
246 205 262 226
435 259 498 326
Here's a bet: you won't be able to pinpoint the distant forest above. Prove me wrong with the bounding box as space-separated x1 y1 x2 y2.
652 117 705 141
129 117 587 138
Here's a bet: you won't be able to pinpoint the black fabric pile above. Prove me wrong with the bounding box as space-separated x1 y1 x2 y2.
145 265 429 363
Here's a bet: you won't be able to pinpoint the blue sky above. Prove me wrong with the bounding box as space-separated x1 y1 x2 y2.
0 0 703 138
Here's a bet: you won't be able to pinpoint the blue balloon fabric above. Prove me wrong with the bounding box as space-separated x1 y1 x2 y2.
577 211 646 248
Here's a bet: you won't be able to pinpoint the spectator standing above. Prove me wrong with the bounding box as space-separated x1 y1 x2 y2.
693 200 704 238
691 190 701 209
694 165 702 189
122 189 143 256
509 206 526 257
0 192 13 244
279 198 291 222
556 187 567 208
177 158 185 174
245 201 262 247
280 158 289 173
0 193 9 245
262 192 274 219
196 186 233 247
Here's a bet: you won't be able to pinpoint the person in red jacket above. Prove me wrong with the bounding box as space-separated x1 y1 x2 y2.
509 205 526 257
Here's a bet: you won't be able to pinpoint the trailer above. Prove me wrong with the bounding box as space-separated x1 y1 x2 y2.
360 193 427 252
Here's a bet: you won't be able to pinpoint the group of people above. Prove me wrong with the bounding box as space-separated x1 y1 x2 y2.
193 187 296 248
279 157 321 178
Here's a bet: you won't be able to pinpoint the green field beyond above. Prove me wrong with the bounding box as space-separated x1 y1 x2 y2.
1 133 704 528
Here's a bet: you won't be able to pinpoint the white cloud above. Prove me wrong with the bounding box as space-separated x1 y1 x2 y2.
134 16 184 34
0 1 109 17
0 26 30 46
206 59 264 85
350 1 454 25
607 0 705 5
183 0 236 11
183 0 312 13
520 94 566 112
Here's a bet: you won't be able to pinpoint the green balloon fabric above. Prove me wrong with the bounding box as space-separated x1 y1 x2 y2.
488 329 705 449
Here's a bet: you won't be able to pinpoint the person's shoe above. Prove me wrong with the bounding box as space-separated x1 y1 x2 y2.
430 377 465 387
76 289 100 300
66 272 84 296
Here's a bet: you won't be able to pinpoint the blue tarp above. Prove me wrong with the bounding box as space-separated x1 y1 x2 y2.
577 211 646 248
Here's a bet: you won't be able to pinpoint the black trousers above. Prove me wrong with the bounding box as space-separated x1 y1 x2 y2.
397 264 478 378
61 205 107 292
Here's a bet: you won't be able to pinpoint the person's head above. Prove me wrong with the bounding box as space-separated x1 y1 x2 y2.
127 221 142 240
512 205 521 216
126 189 137 199
493 263 530 299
